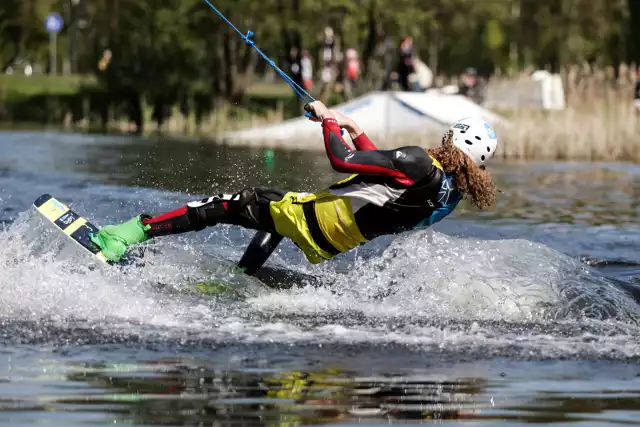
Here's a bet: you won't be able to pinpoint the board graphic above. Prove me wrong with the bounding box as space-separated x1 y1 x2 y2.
33 194 108 263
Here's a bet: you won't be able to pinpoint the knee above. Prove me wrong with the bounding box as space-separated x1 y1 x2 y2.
185 205 208 231
225 189 257 213
185 194 235 229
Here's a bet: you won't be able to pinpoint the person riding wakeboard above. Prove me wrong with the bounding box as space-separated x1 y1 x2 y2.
89 101 499 273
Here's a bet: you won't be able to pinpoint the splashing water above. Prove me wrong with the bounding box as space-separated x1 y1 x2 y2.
0 213 199 327
0 208 639 359
252 229 640 323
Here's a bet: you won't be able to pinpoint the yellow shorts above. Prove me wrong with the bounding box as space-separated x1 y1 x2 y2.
268 192 337 264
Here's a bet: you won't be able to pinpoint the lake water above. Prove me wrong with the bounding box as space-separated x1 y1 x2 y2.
0 130 639 426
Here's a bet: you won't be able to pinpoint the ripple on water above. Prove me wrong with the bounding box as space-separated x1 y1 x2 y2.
0 210 637 361
1 350 639 426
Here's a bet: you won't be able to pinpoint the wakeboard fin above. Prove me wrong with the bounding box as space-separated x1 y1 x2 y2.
33 194 109 264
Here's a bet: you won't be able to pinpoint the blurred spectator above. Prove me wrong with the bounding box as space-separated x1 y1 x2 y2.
345 48 360 96
396 36 415 91
458 67 485 104
289 47 301 83
321 27 335 86
381 37 395 91
301 50 314 91
409 58 433 91
98 49 112 72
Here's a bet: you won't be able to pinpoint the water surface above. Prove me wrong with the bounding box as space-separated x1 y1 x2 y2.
0 130 639 426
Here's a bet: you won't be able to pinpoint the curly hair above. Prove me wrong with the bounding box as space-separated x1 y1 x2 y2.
427 132 497 210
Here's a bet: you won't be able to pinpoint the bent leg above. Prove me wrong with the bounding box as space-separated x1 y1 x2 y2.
91 188 286 262
142 188 285 237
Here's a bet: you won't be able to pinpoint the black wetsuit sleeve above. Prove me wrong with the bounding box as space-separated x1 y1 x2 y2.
321 118 435 184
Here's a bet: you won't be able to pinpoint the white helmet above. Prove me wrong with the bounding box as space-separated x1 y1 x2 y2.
447 117 498 166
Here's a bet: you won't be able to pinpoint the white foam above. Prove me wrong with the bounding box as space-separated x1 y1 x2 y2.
0 211 210 328
249 229 639 323
0 210 639 359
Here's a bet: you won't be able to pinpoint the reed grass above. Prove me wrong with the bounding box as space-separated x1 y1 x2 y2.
62 64 640 163
354 64 640 162
492 64 640 162
68 101 287 137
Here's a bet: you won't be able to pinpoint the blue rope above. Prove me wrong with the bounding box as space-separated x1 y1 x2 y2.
202 0 315 107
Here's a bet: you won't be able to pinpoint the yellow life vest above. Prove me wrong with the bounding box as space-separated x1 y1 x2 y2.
269 155 444 264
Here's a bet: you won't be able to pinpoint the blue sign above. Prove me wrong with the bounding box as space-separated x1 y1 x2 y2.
45 13 64 34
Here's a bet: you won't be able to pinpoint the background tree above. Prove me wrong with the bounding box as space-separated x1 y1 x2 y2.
1 0 638 126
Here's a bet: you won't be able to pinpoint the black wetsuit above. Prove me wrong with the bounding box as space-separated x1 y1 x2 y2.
139 118 461 269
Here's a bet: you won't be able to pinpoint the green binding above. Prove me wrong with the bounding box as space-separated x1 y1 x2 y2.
90 215 151 262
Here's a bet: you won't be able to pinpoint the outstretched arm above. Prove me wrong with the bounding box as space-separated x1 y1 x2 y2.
321 118 433 184
306 100 434 183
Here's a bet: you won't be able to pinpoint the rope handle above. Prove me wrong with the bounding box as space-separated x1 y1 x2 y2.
303 104 315 118
303 104 345 136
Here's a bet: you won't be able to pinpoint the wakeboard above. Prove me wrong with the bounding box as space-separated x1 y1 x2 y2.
33 194 109 264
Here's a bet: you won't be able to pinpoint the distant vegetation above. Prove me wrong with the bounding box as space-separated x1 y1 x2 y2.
1 0 640 161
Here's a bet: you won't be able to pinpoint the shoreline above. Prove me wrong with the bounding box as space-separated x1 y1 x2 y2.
2 74 640 162
2 121 640 165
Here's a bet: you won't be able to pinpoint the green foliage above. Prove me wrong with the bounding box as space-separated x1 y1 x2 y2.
484 20 505 51
0 0 638 126
0 74 96 98
2 0 638 75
